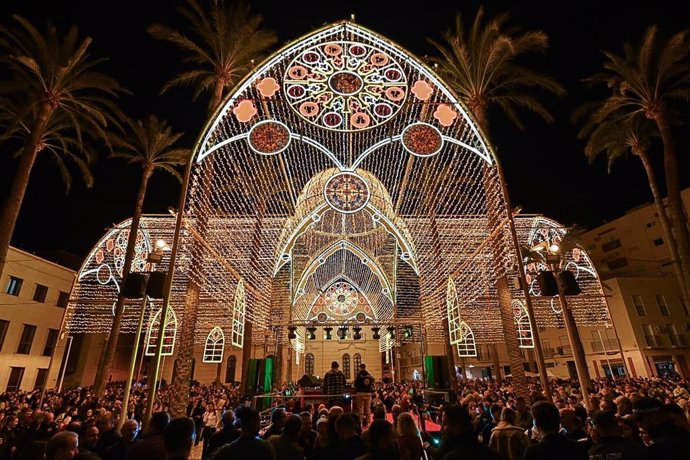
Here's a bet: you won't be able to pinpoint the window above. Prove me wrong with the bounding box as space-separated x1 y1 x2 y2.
601 239 622 252
680 295 689 316
6 367 24 392
225 356 237 383
0 320 9 352
57 291 70 308
32 284 48 303
17 325 36 354
632 295 646 316
34 369 48 391
642 324 660 347
607 258 628 270
203 327 224 363
653 238 664 247
668 324 686 346
305 353 315 376
656 295 670 316
353 353 362 370
232 279 246 348
5 276 23 296
43 329 59 357
145 309 177 357
342 354 351 379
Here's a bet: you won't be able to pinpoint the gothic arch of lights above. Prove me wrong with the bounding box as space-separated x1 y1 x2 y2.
232 279 246 348
456 321 477 358
512 300 534 349
203 326 225 363
145 307 177 357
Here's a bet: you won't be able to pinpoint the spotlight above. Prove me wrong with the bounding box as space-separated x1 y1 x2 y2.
387 326 396 338
337 326 348 340
371 327 381 340
403 326 413 339
307 326 317 340
353 326 362 340
287 326 297 340
323 327 333 340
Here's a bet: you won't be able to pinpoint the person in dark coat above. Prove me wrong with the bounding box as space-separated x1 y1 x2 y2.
204 411 240 460
322 363 346 408
633 397 690 460
433 406 501 460
163 418 195 460
333 413 365 460
523 402 587 460
211 407 274 460
587 410 647 460
125 411 169 460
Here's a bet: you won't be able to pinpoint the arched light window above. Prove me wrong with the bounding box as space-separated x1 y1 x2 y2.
456 321 477 357
225 355 237 383
512 300 534 348
203 327 225 363
446 277 463 345
342 353 351 379
145 307 177 356
353 353 362 371
232 279 246 348
305 353 315 376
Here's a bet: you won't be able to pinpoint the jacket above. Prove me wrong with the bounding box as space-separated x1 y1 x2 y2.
488 422 529 460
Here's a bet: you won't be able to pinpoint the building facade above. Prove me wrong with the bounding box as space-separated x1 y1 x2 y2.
0 247 74 391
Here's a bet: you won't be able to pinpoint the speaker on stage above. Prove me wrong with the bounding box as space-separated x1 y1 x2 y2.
425 355 451 389
122 273 147 298
146 271 167 298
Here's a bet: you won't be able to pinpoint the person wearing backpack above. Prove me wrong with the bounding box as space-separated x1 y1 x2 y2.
354 364 374 427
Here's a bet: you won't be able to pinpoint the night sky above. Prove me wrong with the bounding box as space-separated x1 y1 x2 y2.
1 0 689 260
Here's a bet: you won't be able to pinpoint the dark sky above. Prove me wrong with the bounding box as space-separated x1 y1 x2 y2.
1 0 689 259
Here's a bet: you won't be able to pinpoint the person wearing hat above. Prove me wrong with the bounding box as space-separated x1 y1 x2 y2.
587 410 646 460
632 396 690 459
322 362 346 408
353 363 374 426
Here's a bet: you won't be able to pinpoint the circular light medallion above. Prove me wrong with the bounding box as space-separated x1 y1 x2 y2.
324 172 370 214
247 120 291 155
325 281 358 316
401 122 444 157
284 40 408 132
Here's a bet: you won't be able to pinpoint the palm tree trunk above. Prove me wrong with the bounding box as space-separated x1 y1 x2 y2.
94 167 153 397
655 112 690 307
170 280 201 416
0 103 52 280
636 149 690 307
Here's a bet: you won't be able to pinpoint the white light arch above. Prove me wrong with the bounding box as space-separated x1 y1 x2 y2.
232 279 246 348
145 307 178 356
203 326 225 363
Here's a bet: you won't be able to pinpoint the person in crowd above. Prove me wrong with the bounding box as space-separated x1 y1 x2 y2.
587 410 647 460
79 425 99 455
262 408 286 439
46 432 79 460
126 411 170 460
204 410 239 460
559 408 589 444
200 404 218 455
357 420 397 460
190 400 205 447
163 417 195 460
632 396 690 459
480 404 501 445
514 397 532 432
267 414 305 460
211 406 274 460
396 413 422 460
488 407 529 460
297 412 317 460
333 413 366 460
433 406 501 460
322 363 346 408
523 401 587 460
312 417 329 460
615 396 633 418
96 412 121 458
353 364 373 427
102 419 139 460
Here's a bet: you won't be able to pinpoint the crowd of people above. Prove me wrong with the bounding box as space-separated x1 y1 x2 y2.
0 363 689 460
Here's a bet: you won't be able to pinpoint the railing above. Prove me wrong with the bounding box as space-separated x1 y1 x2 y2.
252 392 354 413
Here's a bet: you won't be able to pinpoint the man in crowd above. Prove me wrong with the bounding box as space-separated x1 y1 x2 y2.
262 408 286 439
523 401 586 460
46 431 79 460
587 410 646 460
267 414 305 460
322 362 346 408
102 419 139 460
80 424 99 454
212 406 275 460
204 410 239 459
96 412 121 457
633 396 690 459
435 406 501 460
334 413 366 460
353 363 373 427
297 411 317 460
163 417 196 460
126 411 170 460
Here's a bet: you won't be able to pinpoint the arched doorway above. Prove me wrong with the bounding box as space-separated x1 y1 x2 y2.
225 356 237 383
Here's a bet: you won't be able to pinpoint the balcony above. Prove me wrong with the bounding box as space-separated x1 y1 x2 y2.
591 339 619 353
643 335 664 348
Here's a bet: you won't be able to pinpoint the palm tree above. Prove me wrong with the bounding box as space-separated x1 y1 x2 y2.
582 25 690 309
428 7 565 133
0 15 125 279
429 8 564 396
92 115 189 397
148 0 278 114
147 0 277 416
576 112 690 307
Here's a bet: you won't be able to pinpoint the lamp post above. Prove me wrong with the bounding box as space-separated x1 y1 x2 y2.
542 244 593 410
118 239 170 430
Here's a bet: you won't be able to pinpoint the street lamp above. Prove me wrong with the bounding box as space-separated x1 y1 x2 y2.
118 239 170 430
532 242 593 410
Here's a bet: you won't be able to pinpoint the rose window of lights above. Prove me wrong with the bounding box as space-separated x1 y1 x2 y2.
324 172 370 213
325 281 359 316
283 41 408 131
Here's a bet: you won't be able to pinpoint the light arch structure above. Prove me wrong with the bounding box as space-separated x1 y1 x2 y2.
203 326 225 363
145 307 178 357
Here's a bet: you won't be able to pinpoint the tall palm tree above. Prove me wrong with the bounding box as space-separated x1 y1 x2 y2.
583 25 690 309
576 114 690 307
92 115 189 397
429 8 564 396
428 7 565 133
0 16 125 279
148 0 278 114
148 0 277 416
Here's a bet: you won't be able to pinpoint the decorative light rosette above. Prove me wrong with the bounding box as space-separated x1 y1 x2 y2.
283 41 408 131
325 281 358 316
324 171 370 213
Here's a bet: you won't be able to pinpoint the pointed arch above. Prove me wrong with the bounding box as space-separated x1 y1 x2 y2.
342 353 351 379
225 355 237 383
456 321 477 357
203 326 225 363
353 353 362 370
512 300 534 349
446 277 463 345
232 279 246 348
305 353 315 376
145 307 177 356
